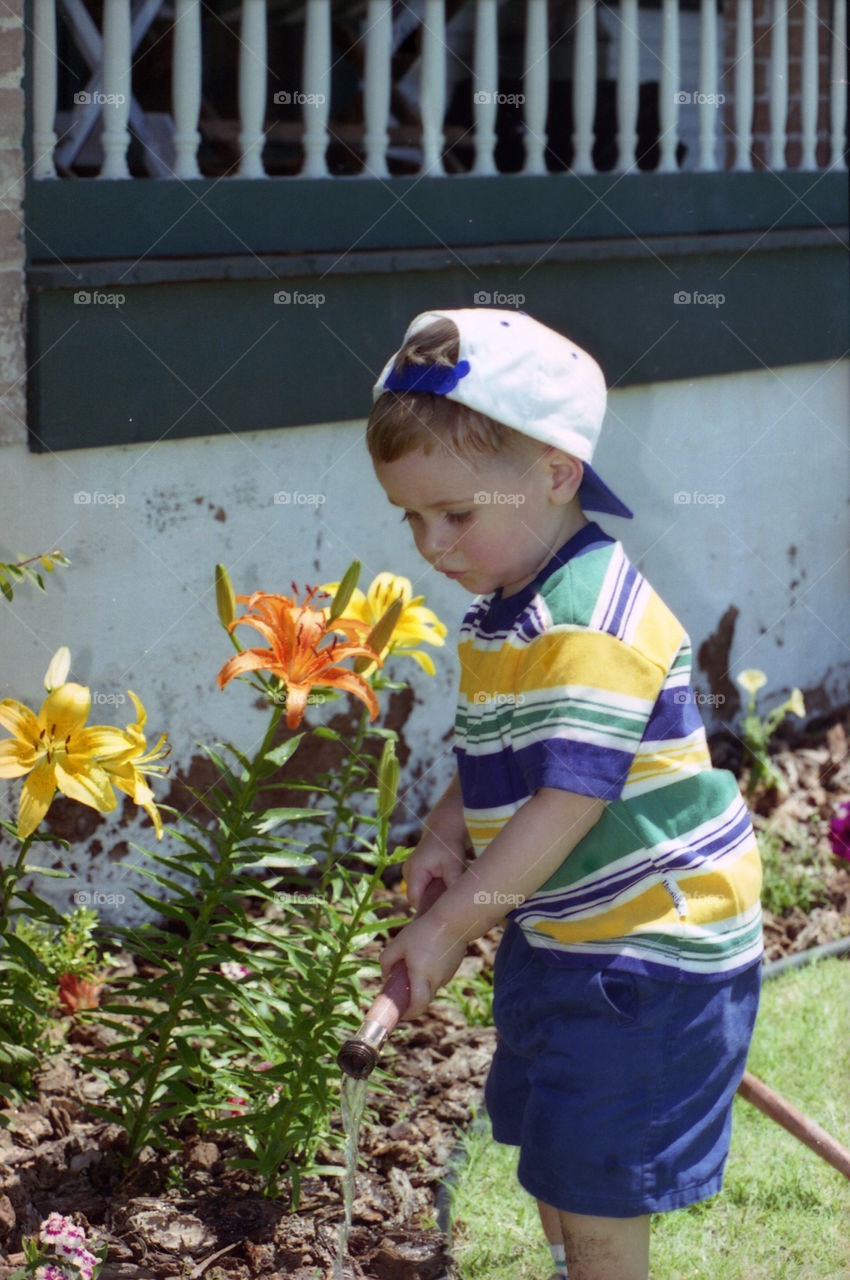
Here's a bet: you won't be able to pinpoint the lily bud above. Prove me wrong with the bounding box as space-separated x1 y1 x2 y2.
44 645 71 692
327 559 361 622
215 564 236 629
354 597 404 673
377 739 400 820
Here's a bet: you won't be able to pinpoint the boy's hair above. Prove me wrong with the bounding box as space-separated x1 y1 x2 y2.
367 317 520 463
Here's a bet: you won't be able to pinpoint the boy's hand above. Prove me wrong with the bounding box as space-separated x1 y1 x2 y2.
403 834 466 911
379 913 468 1021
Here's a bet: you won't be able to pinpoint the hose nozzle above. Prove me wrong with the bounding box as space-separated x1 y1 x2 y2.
337 877 447 1079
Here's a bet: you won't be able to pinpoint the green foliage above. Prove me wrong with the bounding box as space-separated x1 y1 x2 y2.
736 670 806 795
87 702 409 1200
0 549 70 601
757 824 832 918
441 965 494 1027
16 906 103 990
0 823 70 1102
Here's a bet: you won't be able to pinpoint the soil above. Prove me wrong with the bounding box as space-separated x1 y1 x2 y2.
2 713 849 1280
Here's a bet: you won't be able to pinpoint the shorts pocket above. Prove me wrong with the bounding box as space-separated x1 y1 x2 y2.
595 970 641 1025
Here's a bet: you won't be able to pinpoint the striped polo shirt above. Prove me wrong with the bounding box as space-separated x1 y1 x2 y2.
454 523 763 982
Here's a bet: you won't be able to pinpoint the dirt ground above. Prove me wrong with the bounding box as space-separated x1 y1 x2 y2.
1 713 849 1280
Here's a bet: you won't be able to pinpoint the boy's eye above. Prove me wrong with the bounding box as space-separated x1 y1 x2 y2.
401 511 419 524
446 511 472 525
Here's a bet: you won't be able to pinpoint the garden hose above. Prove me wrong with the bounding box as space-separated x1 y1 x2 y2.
337 876 447 1078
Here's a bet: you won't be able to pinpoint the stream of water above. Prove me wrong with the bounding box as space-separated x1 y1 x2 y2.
333 1074 369 1280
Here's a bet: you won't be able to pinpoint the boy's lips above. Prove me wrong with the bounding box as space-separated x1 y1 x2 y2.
438 568 467 579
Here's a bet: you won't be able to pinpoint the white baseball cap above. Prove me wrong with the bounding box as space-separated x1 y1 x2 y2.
373 307 632 519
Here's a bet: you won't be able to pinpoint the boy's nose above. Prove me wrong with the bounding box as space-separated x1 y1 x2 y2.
419 523 457 563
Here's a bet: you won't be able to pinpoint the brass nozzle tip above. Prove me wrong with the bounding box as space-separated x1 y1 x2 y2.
337 1039 379 1079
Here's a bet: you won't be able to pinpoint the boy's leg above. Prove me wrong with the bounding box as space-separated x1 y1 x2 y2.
557 1210 649 1280
537 1198 564 1245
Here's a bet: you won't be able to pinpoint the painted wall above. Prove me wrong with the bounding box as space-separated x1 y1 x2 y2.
1 356 848 919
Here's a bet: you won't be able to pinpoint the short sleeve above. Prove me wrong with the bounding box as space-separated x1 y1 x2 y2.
510 628 671 801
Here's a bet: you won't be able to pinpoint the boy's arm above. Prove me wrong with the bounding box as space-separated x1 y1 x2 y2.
379 786 604 1020
402 770 469 908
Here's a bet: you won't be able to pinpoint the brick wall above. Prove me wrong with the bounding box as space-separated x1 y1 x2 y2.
723 0 834 171
0 0 26 447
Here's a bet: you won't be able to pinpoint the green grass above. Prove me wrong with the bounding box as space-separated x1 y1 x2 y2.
757 824 833 917
445 958 850 1280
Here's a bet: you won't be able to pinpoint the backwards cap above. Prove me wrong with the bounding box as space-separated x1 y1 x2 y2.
373 308 632 519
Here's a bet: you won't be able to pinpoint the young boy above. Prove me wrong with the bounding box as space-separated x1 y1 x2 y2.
369 309 762 1280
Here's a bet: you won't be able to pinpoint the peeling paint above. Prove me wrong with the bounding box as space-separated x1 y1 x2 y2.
697 605 741 718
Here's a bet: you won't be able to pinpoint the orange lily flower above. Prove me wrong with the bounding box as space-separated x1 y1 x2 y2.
216 590 382 729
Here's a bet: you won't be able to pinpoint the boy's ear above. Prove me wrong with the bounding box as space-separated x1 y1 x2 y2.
544 448 583 505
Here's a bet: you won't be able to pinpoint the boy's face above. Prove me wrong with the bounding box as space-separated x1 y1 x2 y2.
374 441 584 597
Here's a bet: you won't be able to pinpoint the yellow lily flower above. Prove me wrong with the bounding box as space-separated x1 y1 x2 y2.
736 669 767 698
321 572 447 675
783 688 806 719
0 684 130 840
100 691 170 839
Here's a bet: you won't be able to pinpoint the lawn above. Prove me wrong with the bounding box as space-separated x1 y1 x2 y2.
445 957 850 1280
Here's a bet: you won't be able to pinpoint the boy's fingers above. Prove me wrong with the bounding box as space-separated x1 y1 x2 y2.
405 975 432 1020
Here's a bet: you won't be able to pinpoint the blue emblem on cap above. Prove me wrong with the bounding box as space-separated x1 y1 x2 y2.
383 359 471 396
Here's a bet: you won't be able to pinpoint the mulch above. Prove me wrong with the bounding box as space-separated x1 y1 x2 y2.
1 714 849 1280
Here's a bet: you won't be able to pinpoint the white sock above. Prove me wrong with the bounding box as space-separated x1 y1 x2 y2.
549 1241 568 1278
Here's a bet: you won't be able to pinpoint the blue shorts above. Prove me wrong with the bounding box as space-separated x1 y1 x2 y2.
484 918 761 1218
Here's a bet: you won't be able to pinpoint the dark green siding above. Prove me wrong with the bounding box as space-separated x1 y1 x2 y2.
24 171 849 452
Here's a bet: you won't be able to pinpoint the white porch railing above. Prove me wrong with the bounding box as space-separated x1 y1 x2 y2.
31 0 847 180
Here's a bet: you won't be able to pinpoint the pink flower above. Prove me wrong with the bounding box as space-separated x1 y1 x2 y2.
39 1214 73 1246
36 1267 72 1280
69 1249 97 1280
829 801 850 862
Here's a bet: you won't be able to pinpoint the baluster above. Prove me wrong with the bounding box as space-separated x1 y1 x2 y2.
420 0 446 173
32 0 58 178
616 0 638 172
768 0 787 171
733 0 753 169
522 0 548 174
99 0 131 178
829 0 847 167
301 0 330 176
799 0 817 168
238 0 267 176
697 0 718 171
363 0 391 175
472 0 498 174
657 0 679 172
172 0 201 178
572 0 595 173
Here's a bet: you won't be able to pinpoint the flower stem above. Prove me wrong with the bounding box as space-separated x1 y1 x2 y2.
124 704 285 1160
